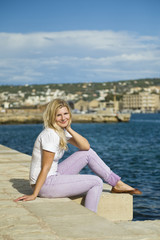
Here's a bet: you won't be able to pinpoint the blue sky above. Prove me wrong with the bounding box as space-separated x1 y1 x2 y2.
0 0 160 85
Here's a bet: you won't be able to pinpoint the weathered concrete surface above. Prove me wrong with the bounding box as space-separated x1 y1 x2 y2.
0 144 160 240
71 184 133 221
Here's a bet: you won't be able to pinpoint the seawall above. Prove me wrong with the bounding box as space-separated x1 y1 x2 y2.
0 112 129 124
0 144 160 240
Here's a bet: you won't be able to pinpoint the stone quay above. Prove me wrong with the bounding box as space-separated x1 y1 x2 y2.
0 144 159 240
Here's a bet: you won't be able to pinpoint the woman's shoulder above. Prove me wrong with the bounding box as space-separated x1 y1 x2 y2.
39 128 59 139
34 128 60 152
38 128 59 142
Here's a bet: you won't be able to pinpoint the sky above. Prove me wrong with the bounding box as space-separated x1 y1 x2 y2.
0 0 160 85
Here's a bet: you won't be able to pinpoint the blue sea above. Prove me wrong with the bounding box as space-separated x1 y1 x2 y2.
0 113 160 221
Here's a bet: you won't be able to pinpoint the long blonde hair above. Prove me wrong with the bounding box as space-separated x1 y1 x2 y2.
43 99 72 150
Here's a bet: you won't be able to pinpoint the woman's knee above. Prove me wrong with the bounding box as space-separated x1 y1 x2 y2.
87 147 98 157
92 175 103 188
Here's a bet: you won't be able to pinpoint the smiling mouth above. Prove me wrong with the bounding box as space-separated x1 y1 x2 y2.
60 120 68 124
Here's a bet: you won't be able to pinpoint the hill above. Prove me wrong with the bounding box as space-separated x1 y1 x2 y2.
0 78 160 101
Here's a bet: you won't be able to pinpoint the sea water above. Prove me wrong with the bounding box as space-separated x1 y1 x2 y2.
0 113 160 221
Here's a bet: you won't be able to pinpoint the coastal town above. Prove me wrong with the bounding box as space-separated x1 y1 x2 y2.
0 78 160 123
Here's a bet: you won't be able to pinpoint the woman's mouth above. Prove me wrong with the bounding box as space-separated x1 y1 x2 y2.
60 120 67 124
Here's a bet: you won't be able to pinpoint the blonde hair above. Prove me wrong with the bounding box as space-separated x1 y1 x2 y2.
43 99 72 150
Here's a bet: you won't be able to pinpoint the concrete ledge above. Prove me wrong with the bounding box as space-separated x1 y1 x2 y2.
0 144 133 221
71 183 133 221
1 144 160 240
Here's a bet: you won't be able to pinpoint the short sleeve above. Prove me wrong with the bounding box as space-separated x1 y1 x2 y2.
64 129 72 141
40 129 60 153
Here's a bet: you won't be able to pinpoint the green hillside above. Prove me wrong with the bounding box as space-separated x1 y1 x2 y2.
0 78 160 101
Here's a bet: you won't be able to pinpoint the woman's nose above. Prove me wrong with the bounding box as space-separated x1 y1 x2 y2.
61 115 65 120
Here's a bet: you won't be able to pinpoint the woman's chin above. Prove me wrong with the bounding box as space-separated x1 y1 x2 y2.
58 122 68 128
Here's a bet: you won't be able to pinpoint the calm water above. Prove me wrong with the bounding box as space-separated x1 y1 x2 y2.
0 114 160 221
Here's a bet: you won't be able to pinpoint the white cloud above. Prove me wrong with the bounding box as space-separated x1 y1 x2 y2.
0 30 160 85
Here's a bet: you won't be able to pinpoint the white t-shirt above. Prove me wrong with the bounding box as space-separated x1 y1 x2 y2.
29 128 72 185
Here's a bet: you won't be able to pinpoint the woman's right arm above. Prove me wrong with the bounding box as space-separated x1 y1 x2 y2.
14 150 55 202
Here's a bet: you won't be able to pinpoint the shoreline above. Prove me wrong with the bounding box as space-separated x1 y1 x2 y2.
0 112 130 124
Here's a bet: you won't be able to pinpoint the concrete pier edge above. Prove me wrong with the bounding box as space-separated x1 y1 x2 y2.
0 144 160 240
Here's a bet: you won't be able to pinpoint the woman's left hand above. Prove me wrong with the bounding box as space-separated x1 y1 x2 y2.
14 194 36 202
67 126 90 151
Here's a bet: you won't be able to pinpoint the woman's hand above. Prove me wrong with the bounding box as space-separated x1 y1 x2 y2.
14 194 36 202
65 124 71 131
67 126 90 151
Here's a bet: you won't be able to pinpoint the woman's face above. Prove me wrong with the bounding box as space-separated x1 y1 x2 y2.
55 106 70 128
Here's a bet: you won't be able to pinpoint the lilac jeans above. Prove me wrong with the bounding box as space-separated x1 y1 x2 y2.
38 148 121 212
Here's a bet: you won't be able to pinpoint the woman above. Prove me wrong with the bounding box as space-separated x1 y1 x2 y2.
14 99 141 213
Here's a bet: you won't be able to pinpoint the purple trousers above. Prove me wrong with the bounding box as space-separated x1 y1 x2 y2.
38 148 121 212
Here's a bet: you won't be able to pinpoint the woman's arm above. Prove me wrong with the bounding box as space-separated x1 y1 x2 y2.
14 150 55 202
66 126 90 151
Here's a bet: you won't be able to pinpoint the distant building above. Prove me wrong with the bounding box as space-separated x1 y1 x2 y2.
89 99 99 110
130 87 142 93
89 99 106 111
74 100 89 112
2 101 10 109
24 96 40 106
147 86 160 93
123 92 160 113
